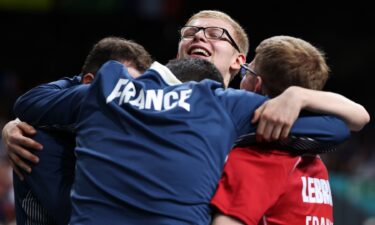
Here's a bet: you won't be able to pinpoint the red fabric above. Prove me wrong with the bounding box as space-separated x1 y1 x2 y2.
211 147 333 225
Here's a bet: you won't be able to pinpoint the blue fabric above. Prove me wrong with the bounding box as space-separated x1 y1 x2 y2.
13 129 75 225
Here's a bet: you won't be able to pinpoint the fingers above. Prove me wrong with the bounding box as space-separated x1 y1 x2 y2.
257 121 281 142
17 122 37 136
8 142 40 164
270 124 283 141
2 119 40 176
9 159 25 181
256 114 289 142
280 124 291 140
11 134 43 151
251 107 261 124
8 151 32 174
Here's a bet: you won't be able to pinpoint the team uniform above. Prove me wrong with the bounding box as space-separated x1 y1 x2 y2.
14 60 349 225
13 129 75 225
211 147 333 225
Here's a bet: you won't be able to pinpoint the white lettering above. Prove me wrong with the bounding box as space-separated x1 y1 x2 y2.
106 79 191 111
179 89 192 111
145 90 163 110
164 91 179 110
308 177 316 203
306 216 333 225
119 81 136 104
314 178 323 204
302 177 309 202
321 179 333 205
306 216 311 225
129 89 145 109
302 176 332 206
106 79 129 103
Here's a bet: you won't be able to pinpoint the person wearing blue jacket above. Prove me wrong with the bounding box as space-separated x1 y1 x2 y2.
10 36 153 225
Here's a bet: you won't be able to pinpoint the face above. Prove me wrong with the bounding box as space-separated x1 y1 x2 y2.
240 60 259 92
177 18 245 87
123 61 142 78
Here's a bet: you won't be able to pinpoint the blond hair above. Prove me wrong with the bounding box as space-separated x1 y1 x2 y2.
254 36 329 97
185 10 249 56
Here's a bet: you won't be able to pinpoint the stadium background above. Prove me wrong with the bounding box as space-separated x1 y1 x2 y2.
0 0 374 224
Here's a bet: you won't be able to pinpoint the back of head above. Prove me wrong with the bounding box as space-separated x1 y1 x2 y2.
166 58 224 85
186 10 249 56
254 35 329 97
81 36 153 75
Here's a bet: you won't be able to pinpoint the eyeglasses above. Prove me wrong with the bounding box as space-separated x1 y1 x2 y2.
180 26 241 53
240 63 258 79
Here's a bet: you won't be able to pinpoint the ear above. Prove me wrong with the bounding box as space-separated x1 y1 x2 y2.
82 73 95 84
254 76 263 94
230 53 246 78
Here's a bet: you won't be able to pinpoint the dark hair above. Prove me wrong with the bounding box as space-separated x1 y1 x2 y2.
166 58 224 85
81 36 153 75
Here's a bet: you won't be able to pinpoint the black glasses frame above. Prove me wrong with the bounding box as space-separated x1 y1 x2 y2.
180 26 241 53
240 63 258 79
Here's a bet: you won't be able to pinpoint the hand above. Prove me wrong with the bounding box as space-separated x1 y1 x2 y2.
252 89 302 142
2 119 43 180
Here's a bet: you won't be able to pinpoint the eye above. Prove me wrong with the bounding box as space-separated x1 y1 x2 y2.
205 27 224 39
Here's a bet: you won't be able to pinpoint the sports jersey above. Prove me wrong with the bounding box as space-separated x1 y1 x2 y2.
211 147 333 225
14 60 349 225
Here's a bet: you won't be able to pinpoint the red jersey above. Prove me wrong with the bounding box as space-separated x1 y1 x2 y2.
211 147 333 225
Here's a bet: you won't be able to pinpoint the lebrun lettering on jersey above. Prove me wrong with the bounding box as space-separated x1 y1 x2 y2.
301 176 332 205
106 78 192 111
306 216 333 225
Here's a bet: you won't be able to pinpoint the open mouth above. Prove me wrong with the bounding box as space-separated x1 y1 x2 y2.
188 47 211 57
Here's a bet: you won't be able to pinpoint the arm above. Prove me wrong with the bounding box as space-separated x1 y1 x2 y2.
14 61 128 126
1 119 43 179
222 89 350 144
13 76 87 126
289 86 369 131
253 86 369 141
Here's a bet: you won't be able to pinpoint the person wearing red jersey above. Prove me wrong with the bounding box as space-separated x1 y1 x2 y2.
211 35 369 225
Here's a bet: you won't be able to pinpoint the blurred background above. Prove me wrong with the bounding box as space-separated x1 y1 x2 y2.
0 0 374 224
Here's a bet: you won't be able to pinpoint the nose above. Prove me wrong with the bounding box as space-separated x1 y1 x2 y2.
193 29 206 41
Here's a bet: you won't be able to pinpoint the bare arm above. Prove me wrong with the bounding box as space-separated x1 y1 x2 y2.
290 86 370 131
1 119 43 179
252 86 370 141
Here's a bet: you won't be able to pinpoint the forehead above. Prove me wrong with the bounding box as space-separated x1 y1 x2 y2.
188 18 234 33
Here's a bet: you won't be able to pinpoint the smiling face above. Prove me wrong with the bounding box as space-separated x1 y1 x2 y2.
177 18 245 87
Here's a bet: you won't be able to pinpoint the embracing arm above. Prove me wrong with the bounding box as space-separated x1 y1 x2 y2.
13 76 87 126
2 119 43 179
252 86 369 142
287 86 370 131
5 76 83 177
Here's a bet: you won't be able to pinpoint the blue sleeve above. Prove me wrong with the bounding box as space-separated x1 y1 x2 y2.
290 113 350 143
13 76 88 126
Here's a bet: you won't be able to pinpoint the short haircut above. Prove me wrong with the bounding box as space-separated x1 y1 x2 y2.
185 10 249 56
254 36 329 97
166 58 224 86
81 36 153 75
